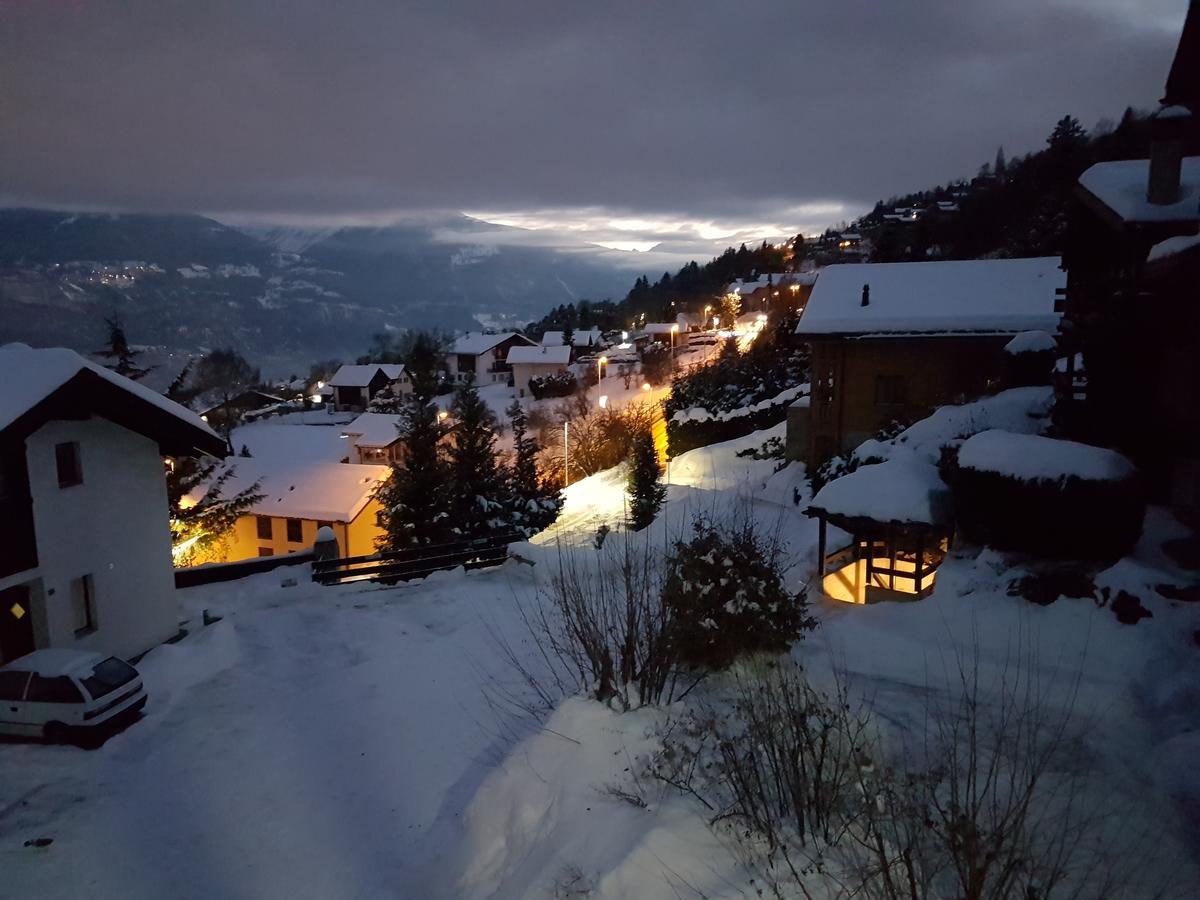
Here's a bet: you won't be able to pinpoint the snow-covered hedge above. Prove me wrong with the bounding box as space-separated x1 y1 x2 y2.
528 371 578 399
946 430 1143 559
667 383 808 457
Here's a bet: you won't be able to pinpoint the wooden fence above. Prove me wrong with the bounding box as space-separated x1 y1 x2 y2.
312 532 525 586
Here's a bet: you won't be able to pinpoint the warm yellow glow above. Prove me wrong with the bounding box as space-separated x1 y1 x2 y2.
789 284 800 293
437 410 449 421
171 531 204 562
598 356 608 364
822 557 937 605
642 383 651 392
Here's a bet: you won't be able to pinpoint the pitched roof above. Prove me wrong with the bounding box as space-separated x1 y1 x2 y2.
0 342 223 456
341 412 405 448
809 459 953 526
448 332 534 355
1078 157 1200 225
541 329 601 348
203 458 390 522
507 344 572 365
794 257 1063 337
328 364 405 388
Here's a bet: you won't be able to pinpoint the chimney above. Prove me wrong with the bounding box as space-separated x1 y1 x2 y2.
861 284 870 307
1147 105 1190 205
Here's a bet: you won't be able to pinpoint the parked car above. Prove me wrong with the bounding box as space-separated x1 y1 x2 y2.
0 649 147 743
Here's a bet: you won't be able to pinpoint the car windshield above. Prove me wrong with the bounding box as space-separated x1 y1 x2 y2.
80 657 137 700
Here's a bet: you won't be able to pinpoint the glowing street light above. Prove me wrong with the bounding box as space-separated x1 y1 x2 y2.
596 355 608 385
599 394 608 409
642 383 651 392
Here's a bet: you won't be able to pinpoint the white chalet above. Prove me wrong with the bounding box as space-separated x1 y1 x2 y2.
340 412 406 464
0 343 225 664
445 333 536 385
328 364 409 412
506 345 572 398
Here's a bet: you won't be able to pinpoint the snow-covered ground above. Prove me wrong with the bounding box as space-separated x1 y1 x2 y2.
3 419 1198 898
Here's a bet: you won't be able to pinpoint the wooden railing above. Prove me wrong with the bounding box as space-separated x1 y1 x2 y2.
312 532 525 586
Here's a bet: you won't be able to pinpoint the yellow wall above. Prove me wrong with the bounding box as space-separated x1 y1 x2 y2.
346 498 385 556
191 498 387 564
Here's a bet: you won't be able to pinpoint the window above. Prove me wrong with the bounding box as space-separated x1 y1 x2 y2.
256 516 273 540
258 547 275 558
874 375 907 406
286 519 303 543
26 675 84 704
55 442 82 488
70 574 96 637
0 671 30 702
80 657 137 700
317 521 334 532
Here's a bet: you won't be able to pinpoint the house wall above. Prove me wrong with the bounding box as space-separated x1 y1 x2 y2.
0 417 179 661
222 498 385 562
511 361 568 397
806 335 1009 470
333 385 368 412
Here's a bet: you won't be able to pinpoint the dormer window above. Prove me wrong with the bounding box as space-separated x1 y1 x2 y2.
55 442 82 488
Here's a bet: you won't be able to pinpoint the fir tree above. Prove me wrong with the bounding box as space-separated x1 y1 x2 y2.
97 314 151 380
168 458 263 565
375 360 455 548
447 376 506 539
627 430 666 531
994 146 1007 179
504 400 562 536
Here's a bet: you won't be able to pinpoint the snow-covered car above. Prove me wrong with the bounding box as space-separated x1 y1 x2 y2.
0 649 147 742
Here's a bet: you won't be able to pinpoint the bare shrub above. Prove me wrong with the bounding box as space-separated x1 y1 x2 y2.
647 641 1188 900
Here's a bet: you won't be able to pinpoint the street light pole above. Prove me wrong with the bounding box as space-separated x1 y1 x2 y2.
563 421 569 487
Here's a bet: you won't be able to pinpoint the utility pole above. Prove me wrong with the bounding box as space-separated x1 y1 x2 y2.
563 421 569 487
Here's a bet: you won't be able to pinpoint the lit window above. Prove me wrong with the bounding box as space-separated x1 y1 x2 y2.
55 442 82 488
71 574 96 637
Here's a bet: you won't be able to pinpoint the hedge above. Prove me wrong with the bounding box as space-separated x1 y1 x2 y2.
666 396 795 457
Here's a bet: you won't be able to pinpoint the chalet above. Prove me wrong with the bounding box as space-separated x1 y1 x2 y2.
1059 6 1200 519
506 345 572 398
541 329 604 351
197 389 287 430
790 257 1064 471
328 364 409 412
445 333 536 385
0 343 224 663
198 458 389 561
727 272 818 312
340 412 406 464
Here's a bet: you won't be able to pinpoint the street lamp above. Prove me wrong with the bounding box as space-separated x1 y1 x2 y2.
597 355 608 385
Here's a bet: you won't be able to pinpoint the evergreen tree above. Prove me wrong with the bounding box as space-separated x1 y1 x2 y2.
168 458 263 566
627 430 666 531
97 314 151 380
561 324 575 352
447 377 506 539
994 146 1007 179
504 400 563 536
375 387 454 548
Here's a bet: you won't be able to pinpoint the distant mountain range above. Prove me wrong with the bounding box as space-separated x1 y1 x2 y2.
0 209 635 376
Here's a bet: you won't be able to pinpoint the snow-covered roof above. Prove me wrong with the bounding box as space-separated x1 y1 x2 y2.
0 648 104 676
449 332 533 355
643 322 680 335
957 430 1136 484
1147 232 1200 262
0 342 219 445
1078 157 1200 224
341 412 404 448
328 364 405 388
1004 330 1057 355
795 257 1063 336
810 459 952 526
541 329 601 348
507 345 571 366
204 458 390 523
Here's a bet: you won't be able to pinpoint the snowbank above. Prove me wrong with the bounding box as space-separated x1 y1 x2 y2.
851 385 1053 466
1004 329 1057 355
670 382 807 425
811 458 951 525
1147 232 1200 262
136 619 240 713
958 430 1136 483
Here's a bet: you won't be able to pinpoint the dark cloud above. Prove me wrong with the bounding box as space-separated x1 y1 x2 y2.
0 0 1187 253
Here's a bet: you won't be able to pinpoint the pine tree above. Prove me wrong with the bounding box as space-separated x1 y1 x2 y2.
504 400 563 536
994 146 1007 179
447 376 506 539
627 430 666 531
97 314 151 380
375 394 454 549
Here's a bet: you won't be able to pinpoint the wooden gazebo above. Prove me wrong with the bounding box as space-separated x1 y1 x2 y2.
806 459 954 604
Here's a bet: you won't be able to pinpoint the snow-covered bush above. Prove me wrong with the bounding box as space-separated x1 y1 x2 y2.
661 517 814 670
945 430 1144 559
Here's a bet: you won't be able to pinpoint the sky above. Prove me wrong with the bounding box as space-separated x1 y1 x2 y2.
0 0 1189 267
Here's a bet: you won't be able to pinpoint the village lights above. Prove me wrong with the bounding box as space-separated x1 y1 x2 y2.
437 410 449 422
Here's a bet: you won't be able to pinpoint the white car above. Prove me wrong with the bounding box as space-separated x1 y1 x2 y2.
0 649 147 743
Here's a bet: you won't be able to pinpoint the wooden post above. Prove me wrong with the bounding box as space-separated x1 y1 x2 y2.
817 517 827 582
914 530 925 596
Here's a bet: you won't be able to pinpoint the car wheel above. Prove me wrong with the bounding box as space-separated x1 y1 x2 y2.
43 721 70 744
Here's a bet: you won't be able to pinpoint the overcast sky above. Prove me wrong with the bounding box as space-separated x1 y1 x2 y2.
0 0 1188 265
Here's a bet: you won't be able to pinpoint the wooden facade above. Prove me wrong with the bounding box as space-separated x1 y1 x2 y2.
805 334 1009 470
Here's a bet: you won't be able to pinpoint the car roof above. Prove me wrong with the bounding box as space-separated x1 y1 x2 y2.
0 648 106 677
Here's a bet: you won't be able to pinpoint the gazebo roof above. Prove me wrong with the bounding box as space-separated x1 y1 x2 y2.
807 459 953 528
